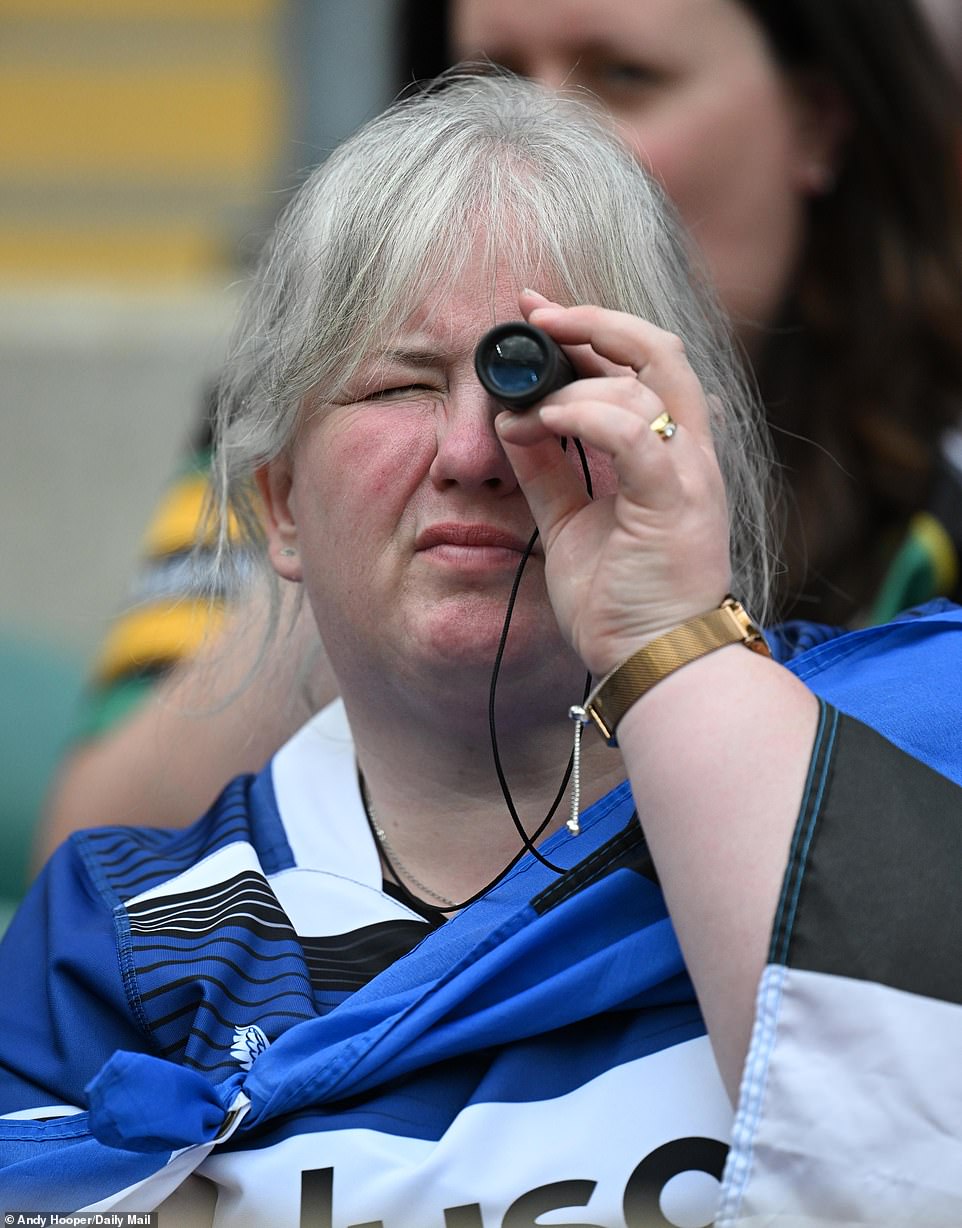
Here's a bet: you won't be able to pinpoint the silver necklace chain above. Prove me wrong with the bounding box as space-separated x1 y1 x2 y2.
359 774 458 909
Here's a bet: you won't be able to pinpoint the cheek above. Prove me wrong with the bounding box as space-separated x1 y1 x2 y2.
625 81 806 326
612 46 798 214
570 446 618 498
292 409 437 547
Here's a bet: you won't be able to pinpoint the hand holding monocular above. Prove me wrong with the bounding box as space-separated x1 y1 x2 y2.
474 322 576 410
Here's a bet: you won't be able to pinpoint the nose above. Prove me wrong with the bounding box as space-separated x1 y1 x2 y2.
492 48 572 94
526 57 575 94
428 381 519 494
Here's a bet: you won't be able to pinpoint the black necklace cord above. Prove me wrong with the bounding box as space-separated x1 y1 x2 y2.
358 552 573 914
359 760 574 917
573 436 594 498
486 528 571 875
486 435 595 875
359 436 597 917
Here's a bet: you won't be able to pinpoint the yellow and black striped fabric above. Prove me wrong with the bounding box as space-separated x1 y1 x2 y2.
75 443 239 738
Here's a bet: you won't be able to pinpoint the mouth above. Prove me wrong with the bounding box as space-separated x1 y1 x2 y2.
415 522 537 570
417 523 531 551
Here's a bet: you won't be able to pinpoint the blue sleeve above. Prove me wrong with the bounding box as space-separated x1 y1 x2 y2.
0 838 152 1113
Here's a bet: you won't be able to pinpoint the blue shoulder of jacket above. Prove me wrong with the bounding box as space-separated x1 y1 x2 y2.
71 763 292 908
769 599 962 786
768 596 962 664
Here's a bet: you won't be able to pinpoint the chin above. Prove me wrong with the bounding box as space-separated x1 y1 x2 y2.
412 597 573 679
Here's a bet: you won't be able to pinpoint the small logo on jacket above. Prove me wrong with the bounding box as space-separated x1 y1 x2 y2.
231 1024 270 1070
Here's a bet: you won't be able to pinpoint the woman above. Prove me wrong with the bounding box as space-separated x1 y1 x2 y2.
41 0 962 857
6 75 962 1225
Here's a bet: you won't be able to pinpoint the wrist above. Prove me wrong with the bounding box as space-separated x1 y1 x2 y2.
581 597 769 746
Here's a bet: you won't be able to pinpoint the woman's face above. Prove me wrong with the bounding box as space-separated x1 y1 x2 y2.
452 0 840 341
260 259 611 702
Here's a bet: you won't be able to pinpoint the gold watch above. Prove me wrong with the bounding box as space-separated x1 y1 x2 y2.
583 596 770 746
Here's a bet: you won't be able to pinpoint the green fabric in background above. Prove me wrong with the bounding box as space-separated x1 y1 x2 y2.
0 631 86 928
870 511 960 625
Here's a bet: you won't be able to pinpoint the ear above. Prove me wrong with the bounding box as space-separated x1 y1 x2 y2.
787 72 853 197
255 453 303 583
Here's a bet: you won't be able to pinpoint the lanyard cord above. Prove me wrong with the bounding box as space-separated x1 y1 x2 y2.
487 436 594 875
361 438 595 917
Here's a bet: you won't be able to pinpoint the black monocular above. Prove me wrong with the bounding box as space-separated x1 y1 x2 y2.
474 322 576 410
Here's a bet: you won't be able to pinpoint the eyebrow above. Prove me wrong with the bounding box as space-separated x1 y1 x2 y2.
336 346 446 399
376 345 448 368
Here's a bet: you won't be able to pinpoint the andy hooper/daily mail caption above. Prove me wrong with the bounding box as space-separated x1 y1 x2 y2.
4 1216 155 1226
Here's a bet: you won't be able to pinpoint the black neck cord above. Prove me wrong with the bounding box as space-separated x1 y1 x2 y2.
486 436 595 874
486 529 584 875
361 436 596 917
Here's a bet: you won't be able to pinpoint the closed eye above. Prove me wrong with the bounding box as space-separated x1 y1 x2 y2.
367 384 437 401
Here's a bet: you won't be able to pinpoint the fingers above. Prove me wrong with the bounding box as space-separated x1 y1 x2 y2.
498 386 689 514
538 398 687 510
501 295 732 670
495 413 593 551
519 289 635 381
518 287 554 313
507 290 724 530
521 298 713 444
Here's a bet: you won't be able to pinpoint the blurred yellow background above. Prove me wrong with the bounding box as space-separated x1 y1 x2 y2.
0 0 403 650
0 0 403 902
0 0 286 282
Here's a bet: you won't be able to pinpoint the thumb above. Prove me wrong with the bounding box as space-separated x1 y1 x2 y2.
496 411 590 551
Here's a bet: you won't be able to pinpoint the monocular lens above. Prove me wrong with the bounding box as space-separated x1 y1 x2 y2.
487 334 544 395
474 321 577 410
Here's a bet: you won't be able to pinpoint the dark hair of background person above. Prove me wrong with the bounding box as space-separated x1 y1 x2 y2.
399 0 962 623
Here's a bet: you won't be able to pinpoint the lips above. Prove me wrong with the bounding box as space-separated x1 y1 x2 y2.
415 523 532 553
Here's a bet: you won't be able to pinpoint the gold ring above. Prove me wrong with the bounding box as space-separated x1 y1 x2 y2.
649 411 677 441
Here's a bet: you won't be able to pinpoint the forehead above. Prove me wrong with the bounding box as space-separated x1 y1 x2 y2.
453 0 758 60
377 251 534 360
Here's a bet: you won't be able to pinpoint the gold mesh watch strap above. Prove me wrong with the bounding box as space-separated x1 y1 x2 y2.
584 596 770 745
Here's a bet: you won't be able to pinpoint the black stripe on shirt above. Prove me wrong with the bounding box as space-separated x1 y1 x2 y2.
531 818 653 916
300 919 431 992
770 703 962 1006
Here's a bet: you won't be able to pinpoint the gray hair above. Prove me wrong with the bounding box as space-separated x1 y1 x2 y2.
212 69 777 627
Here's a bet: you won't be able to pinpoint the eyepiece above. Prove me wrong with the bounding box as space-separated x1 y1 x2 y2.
474 321 576 410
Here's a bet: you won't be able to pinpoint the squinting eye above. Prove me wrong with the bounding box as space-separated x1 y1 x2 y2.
368 384 435 401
